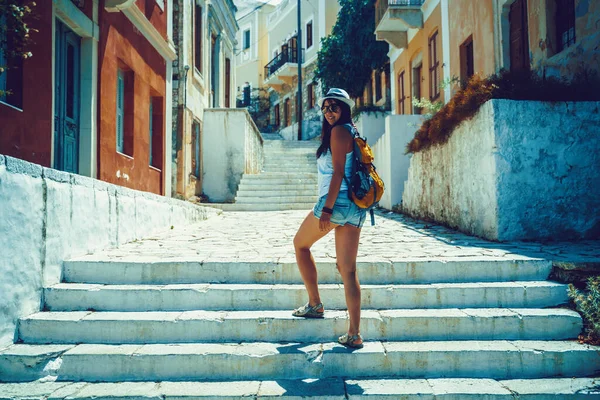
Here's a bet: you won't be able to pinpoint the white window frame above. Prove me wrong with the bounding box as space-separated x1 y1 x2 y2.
243 29 251 50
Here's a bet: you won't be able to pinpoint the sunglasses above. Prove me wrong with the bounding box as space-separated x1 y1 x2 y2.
321 104 340 114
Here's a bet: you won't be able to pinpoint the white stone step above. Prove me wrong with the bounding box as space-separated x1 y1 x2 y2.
263 150 318 156
1 378 598 399
236 195 319 204
264 156 316 162
18 309 581 344
62 259 552 285
205 203 315 211
2 341 599 382
237 183 317 191
236 189 317 197
238 177 317 186
243 172 317 179
261 166 316 173
44 282 571 312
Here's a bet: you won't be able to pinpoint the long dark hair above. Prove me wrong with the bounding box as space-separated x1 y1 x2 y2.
316 100 354 158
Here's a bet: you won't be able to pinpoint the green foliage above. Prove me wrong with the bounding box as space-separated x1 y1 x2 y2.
237 88 272 131
412 76 460 118
351 104 388 120
406 69 600 154
0 0 37 96
569 277 600 344
314 0 388 98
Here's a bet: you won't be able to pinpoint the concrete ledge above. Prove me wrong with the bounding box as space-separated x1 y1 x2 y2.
0 155 219 348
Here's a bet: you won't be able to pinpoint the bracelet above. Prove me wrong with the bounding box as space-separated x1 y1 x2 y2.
322 206 333 214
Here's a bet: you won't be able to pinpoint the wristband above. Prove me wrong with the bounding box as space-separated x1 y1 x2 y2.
322 206 333 214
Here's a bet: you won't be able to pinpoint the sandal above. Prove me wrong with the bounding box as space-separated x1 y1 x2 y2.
292 302 324 318
338 333 364 349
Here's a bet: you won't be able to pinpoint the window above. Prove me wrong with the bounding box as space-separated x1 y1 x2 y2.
116 68 134 156
192 120 201 178
428 31 440 100
243 29 250 50
225 58 231 107
243 84 251 106
460 36 474 85
398 71 406 114
306 20 313 48
194 5 202 73
285 98 291 126
412 64 422 114
149 96 163 169
307 83 316 110
556 0 575 52
0 17 24 108
274 103 280 127
375 70 382 102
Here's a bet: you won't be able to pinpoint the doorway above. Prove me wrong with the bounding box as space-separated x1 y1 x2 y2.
54 20 81 173
509 0 530 71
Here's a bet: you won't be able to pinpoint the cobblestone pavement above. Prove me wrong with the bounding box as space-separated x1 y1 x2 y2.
83 209 600 267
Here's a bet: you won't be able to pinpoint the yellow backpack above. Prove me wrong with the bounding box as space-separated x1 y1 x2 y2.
343 124 385 225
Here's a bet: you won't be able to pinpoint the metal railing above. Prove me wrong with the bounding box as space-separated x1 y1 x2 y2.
264 45 300 80
375 0 426 29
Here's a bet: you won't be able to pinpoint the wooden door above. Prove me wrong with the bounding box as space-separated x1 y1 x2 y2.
54 20 81 173
225 58 230 108
509 0 530 71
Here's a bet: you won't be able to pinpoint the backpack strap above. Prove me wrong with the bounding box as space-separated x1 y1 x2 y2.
341 123 358 138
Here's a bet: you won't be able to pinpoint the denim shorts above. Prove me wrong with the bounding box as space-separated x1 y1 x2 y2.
313 191 367 228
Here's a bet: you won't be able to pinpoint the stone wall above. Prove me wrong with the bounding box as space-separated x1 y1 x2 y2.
0 155 219 348
202 109 264 202
371 115 422 210
402 99 600 241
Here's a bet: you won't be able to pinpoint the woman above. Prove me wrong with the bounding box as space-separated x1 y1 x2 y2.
292 88 367 349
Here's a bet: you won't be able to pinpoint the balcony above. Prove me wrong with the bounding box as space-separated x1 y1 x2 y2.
263 43 303 90
375 0 425 49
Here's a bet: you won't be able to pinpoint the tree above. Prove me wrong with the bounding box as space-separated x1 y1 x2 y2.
314 0 388 98
0 0 37 95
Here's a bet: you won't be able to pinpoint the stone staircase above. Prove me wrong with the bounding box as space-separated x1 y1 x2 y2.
1 246 599 397
212 139 319 211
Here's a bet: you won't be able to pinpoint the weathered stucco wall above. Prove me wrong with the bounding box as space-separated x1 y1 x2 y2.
353 112 389 145
372 115 422 210
493 100 600 240
448 0 496 79
0 155 218 348
402 99 600 241
402 101 499 239
202 109 264 202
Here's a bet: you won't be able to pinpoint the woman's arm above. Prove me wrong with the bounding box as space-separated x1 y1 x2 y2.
319 125 353 230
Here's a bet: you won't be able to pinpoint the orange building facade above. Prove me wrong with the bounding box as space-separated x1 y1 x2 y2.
375 0 600 116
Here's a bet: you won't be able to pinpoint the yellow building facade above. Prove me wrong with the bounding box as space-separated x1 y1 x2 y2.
375 0 600 115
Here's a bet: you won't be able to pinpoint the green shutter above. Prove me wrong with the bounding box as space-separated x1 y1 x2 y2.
116 70 124 153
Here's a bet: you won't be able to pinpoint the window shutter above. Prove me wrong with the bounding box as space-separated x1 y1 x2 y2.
149 100 153 165
116 70 124 153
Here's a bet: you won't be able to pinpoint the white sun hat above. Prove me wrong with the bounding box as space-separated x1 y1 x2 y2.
320 88 355 110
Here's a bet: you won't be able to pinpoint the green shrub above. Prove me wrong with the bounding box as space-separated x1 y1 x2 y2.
569 277 600 344
406 69 600 154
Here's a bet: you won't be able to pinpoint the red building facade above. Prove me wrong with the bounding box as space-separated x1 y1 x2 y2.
0 0 173 196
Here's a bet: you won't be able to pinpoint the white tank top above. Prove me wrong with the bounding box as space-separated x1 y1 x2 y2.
317 150 353 197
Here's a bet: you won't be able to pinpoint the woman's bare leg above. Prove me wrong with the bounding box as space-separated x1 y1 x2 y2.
335 224 362 343
293 212 338 308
